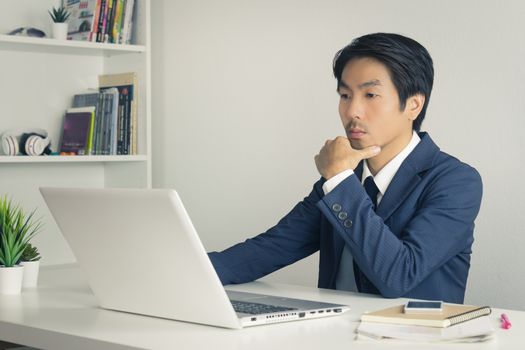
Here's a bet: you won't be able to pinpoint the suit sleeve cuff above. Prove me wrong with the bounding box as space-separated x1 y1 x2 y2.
322 169 354 195
208 252 239 285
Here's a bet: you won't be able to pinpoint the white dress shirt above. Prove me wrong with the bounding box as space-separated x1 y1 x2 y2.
321 131 421 292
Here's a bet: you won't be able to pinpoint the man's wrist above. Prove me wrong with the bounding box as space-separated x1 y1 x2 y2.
322 169 354 195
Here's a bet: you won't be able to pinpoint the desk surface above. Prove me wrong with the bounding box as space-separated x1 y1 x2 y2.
0 264 521 350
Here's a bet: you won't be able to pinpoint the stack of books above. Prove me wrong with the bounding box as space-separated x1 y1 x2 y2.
65 0 136 44
60 72 137 156
357 303 494 343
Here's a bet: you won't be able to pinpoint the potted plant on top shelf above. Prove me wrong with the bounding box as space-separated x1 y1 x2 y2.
48 5 71 40
0 196 42 295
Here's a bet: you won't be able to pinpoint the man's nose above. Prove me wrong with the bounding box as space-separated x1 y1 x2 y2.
342 97 363 121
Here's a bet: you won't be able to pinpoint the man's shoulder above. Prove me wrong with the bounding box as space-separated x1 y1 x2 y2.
415 134 482 195
416 132 481 180
435 149 476 170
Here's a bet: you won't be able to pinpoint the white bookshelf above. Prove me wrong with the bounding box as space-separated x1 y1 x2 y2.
0 34 146 54
0 0 152 265
0 155 148 163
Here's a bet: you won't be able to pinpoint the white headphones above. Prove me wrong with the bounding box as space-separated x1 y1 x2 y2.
1 128 52 156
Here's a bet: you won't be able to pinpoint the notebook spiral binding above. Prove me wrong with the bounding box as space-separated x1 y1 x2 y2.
447 306 492 326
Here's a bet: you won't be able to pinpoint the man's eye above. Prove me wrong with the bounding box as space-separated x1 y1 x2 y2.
365 93 378 99
340 93 350 100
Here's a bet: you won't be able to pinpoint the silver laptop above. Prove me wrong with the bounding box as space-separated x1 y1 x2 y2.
40 187 349 329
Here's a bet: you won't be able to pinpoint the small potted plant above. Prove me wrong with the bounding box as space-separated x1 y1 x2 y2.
48 5 70 40
20 243 41 288
0 196 42 294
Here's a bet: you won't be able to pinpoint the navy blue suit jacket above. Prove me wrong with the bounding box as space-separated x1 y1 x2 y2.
209 132 483 303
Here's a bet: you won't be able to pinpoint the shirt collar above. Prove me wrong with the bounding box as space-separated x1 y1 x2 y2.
362 131 421 195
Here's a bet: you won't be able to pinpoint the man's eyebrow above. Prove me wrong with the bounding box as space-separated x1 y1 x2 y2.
337 79 382 91
358 79 382 89
337 80 350 90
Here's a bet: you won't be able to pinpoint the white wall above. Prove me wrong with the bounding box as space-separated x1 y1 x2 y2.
151 0 525 310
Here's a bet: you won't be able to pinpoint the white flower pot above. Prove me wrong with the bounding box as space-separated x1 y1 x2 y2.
0 265 24 295
52 22 68 40
21 260 40 288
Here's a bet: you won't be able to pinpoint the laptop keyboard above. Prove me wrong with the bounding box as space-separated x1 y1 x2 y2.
231 300 298 315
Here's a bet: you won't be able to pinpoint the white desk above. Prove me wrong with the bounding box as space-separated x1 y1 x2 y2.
0 264 521 349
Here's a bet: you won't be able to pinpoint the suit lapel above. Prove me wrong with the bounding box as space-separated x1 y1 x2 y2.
375 165 421 220
354 161 364 182
376 132 439 221
327 133 439 287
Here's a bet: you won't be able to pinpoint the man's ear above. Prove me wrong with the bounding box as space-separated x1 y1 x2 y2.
407 94 425 121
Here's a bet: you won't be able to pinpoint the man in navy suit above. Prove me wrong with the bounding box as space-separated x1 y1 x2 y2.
208 33 482 303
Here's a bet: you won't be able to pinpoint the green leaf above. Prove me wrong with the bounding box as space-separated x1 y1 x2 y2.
49 6 71 23
0 195 43 267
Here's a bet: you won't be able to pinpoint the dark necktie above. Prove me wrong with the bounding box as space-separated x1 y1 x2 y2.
353 175 381 293
363 176 380 209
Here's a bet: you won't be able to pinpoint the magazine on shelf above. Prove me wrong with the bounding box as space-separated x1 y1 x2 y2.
65 0 99 41
60 106 96 155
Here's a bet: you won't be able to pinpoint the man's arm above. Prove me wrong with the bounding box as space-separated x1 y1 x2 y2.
317 162 483 298
208 181 325 285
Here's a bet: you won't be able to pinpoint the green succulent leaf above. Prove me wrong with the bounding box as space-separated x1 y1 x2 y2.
0 196 43 267
21 243 41 262
48 6 71 23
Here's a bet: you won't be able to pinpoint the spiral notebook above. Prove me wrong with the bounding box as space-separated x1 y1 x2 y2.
357 316 495 343
361 303 492 328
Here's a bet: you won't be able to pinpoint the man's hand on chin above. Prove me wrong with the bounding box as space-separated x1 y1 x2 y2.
314 136 381 180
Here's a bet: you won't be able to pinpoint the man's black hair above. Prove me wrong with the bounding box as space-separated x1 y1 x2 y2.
333 33 434 131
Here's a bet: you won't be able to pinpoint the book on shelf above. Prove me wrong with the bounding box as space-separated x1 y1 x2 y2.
60 106 96 155
72 91 102 154
87 0 135 43
360 303 492 328
97 0 109 42
72 89 119 155
103 0 116 43
120 0 135 44
99 72 137 155
100 88 119 155
65 0 135 43
65 0 99 41
112 0 125 44
105 0 125 43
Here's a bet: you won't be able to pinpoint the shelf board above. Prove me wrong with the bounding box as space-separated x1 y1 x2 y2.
0 34 145 56
0 155 148 163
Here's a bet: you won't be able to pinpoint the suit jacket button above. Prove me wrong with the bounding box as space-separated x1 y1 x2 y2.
332 203 342 212
343 219 353 228
338 211 348 220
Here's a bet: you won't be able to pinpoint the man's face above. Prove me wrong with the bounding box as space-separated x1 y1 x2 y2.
337 57 416 154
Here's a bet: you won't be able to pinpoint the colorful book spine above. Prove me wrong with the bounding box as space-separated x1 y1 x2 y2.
121 85 132 154
98 72 137 155
104 0 115 43
86 110 95 153
96 0 107 42
101 93 112 154
112 0 124 44
120 0 135 44
90 0 102 42
99 88 119 154
95 93 105 154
